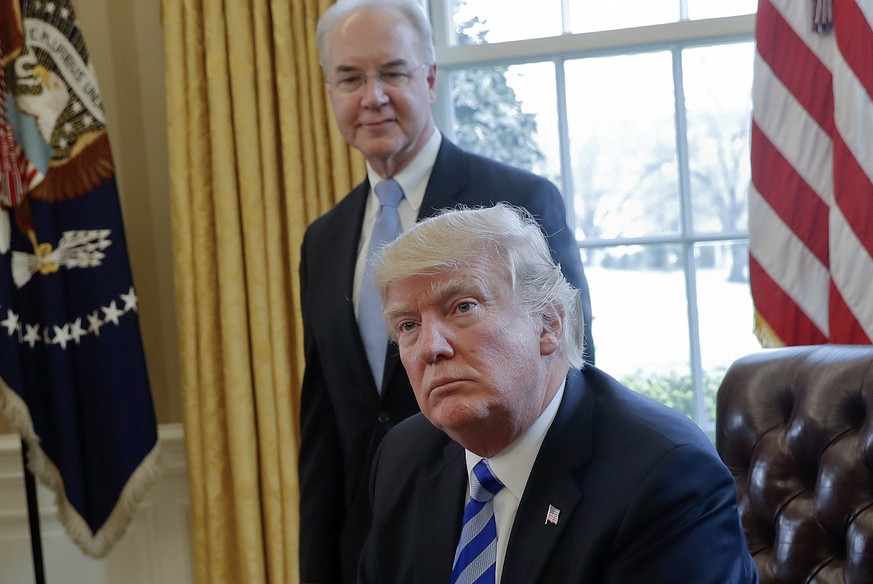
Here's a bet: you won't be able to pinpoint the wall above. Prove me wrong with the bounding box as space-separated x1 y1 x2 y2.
0 425 193 584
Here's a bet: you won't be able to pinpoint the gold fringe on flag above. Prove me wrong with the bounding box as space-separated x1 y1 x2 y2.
754 310 786 348
0 376 163 559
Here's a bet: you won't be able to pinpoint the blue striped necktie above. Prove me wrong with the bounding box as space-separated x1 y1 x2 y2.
358 178 404 391
451 459 505 584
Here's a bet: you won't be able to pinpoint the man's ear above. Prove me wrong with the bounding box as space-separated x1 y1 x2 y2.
539 307 564 356
427 63 438 101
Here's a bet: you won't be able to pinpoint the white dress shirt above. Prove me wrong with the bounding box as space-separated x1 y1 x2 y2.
462 380 566 583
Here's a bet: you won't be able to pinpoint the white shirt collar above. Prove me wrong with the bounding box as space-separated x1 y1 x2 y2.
463 379 566 502
365 129 441 215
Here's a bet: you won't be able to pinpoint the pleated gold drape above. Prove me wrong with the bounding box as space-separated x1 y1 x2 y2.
161 0 363 581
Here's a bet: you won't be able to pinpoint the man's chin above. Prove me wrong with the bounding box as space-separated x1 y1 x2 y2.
358 140 403 161
427 400 487 436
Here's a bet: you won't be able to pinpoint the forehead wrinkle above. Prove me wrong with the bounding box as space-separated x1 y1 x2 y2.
427 274 481 305
383 270 486 321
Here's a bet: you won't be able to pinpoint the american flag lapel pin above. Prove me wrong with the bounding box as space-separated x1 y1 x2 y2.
545 504 560 525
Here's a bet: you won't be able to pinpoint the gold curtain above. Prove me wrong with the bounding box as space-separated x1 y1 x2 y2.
161 0 363 581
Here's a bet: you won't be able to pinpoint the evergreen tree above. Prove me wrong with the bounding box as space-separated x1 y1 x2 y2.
451 12 545 172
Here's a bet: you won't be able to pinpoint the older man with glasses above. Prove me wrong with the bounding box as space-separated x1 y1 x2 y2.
298 1 595 582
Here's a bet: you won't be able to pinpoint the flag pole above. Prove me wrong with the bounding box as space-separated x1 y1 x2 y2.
20 440 47 584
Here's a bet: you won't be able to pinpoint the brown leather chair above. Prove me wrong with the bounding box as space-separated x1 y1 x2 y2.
716 345 873 584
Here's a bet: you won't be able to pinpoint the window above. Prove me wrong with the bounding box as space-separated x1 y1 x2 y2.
427 1 759 435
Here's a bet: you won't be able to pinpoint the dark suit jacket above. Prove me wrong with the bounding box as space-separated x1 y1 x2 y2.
298 138 594 583
359 367 759 584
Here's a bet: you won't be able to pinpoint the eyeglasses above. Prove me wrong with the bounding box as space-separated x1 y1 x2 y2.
327 63 429 95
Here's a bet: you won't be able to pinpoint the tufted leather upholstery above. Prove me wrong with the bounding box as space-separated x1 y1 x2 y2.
716 345 873 584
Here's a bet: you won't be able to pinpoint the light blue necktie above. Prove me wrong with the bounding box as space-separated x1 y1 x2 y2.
359 178 404 391
451 459 505 584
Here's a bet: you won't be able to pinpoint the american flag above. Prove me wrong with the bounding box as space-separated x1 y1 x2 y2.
545 504 560 525
749 0 873 346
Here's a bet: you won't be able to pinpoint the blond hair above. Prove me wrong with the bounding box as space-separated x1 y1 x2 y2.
374 203 586 368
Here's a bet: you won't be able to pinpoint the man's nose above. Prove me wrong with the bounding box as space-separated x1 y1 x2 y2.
418 321 454 363
361 74 389 108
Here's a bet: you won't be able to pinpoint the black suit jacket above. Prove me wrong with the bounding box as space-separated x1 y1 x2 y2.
359 368 759 583
298 138 594 583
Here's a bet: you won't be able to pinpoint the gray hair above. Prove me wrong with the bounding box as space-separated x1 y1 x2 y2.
316 0 436 71
374 203 586 369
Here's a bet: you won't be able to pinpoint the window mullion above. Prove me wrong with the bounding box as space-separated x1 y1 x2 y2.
561 0 572 34
672 47 706 428
555 58 576 236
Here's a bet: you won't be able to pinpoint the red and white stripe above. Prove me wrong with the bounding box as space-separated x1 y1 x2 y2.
750 0 873 346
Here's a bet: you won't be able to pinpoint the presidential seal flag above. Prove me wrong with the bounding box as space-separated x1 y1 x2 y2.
0 0 160 558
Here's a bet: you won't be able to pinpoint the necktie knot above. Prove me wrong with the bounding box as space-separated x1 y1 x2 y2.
470 459 503 503
374 178 404 208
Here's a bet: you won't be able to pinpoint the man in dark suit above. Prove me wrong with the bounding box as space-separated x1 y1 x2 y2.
360 203 758 583
299 1 595 582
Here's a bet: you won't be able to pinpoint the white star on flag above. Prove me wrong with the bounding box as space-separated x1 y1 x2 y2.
70 318 86 344
1 309 20 337
23 324 41 348
121 287 138 312
53 324 72 349
87 311 103 336
102 300 123 326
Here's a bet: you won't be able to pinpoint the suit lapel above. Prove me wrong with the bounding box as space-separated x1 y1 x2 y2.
326 179 382 395
412 440 467 581
502 370 594 584
419 139 468 218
